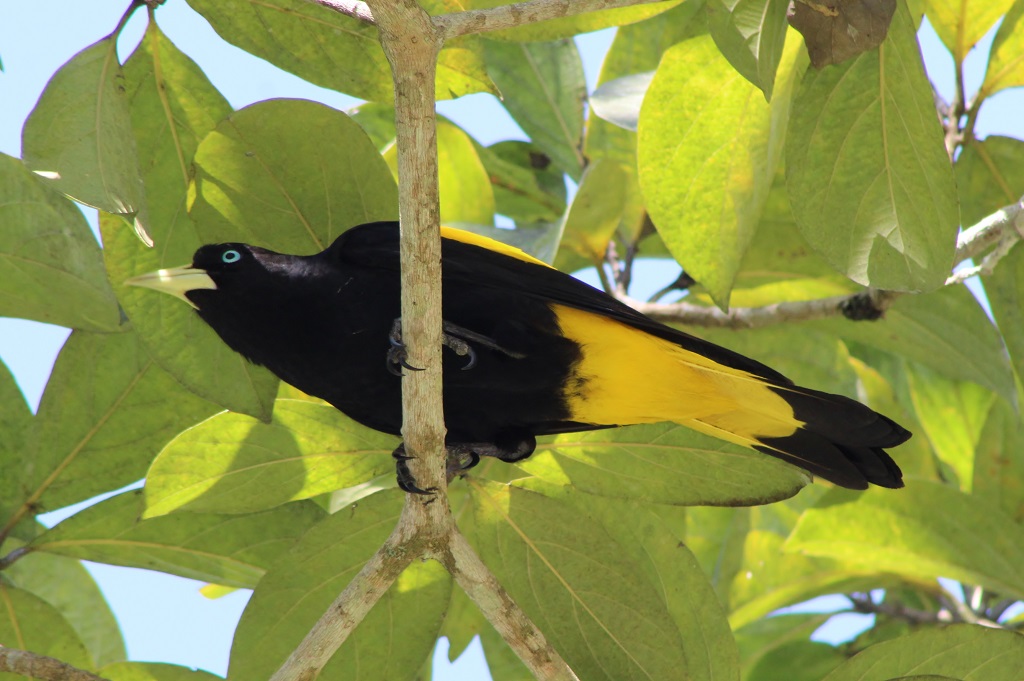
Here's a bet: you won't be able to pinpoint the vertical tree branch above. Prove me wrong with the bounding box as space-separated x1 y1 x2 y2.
367 0 448 500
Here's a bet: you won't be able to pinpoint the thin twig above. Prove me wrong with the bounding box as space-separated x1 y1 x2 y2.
442 529 580 681
269 526 417 681
848 593 951 625
619 197 1024 329
107 0 146 41
435 0 665 39
0 648 111 681
309 0 375 23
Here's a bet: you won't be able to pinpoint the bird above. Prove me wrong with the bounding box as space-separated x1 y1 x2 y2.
128 221 909 494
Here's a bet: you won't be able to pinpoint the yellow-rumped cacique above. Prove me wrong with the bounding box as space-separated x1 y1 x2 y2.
129 221 909 493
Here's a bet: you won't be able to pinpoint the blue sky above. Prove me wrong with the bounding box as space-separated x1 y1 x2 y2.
1 1 1022 678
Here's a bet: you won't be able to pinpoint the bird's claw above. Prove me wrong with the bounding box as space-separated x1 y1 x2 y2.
392 445 437 495
386 321 425 376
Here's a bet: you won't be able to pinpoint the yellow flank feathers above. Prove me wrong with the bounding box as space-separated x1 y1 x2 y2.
552 304 803 444
441 226 553 268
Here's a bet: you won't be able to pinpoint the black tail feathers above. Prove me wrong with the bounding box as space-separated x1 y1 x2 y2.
756 385 911 489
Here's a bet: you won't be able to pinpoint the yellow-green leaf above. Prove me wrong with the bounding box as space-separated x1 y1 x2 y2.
707 0 791 99
787 481 1024 599
821 625 1024 681
639 33 801 307
925 0 1014 64
980 0 1024 97
144 400 397 517
31 490 325 588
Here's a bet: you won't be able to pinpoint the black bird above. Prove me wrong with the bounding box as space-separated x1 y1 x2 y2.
129 221 908 493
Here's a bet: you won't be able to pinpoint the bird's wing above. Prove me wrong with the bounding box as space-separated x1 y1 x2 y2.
330 222 792 385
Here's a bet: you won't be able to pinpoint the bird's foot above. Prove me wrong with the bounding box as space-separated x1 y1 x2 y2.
392 445 437 495
387 319 525 376
392 437 536 494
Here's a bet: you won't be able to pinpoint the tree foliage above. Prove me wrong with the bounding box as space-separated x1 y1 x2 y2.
2 0 1023 679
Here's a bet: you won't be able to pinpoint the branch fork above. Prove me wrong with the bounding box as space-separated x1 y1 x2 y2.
273 1 661 679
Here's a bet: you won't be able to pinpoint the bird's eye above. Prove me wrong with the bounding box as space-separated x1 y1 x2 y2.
221 249 241 264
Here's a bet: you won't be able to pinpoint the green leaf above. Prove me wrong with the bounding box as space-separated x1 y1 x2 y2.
145 400 397 517
726 499 892 628
21 330 218 514
31 490 325 588
787 480 1024 600
846 354 938 481
0 360 32 523
573 495 742 681
735 613 834 675
349 102 396 151
107 24 279 421
477 140 566 224
985 216 1024 386
437 120 495 225
518 421 807 506
186 0 492 102
904 363 995 491
707 0 791 99
728 533 890 628
925 0 1014 63
724 167 857 307
0 153 120 331
973 392 1024 523
21 38 147 236
820 625 1024 681
477 0 683 41
229 490 451 681
747 640 845 681
980 0 1024 97
554 158 628 269
786 1 958 292
482 39 585 180
190 99 398 252
954 136 1024 227
462 481 695 681
684 506 750 601
0 583 93 673
584 1 707 245
4 548 125 667
812 284 1016 404
639 33 801 307
100 661 223 681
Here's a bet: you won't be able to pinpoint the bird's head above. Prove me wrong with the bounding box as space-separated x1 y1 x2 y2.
126 243 278 310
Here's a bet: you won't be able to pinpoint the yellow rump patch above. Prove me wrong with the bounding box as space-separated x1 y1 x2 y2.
440 226 553 269
552 304 802 444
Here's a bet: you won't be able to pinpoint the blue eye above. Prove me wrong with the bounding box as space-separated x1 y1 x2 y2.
222 249 241 264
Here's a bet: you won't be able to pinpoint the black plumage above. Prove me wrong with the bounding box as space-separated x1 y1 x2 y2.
131 221 910 492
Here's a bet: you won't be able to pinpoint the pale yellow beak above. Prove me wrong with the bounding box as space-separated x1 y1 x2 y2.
126 266 217 309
